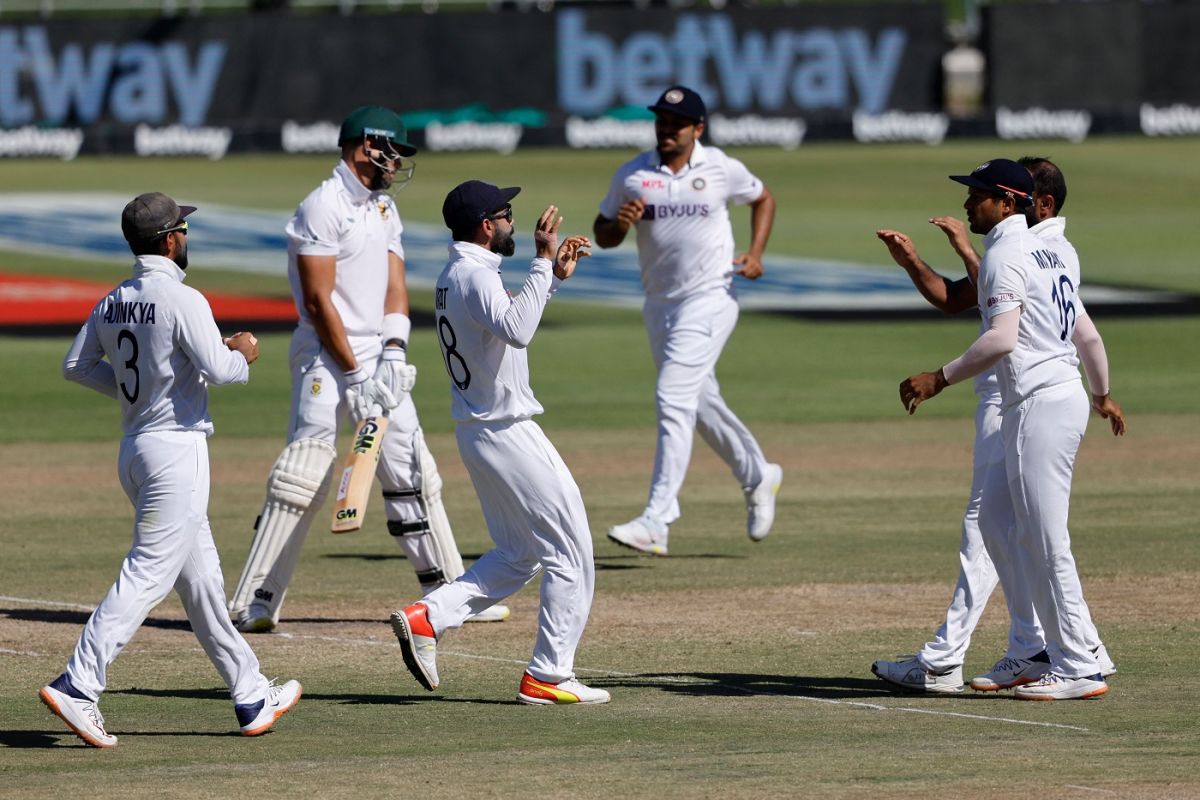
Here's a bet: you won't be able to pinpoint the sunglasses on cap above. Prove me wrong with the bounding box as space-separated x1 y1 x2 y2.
156 220 188 238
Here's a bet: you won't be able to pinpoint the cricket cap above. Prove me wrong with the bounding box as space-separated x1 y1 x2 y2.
647 86 707 123
121 192 196 244
949 159 1035 207
442 180 521 233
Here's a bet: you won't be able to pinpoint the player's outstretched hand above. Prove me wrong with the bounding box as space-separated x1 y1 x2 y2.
554 235 591 280
1092 393 1127 436
876 229 920 270
734 252 764 280
224 331 260 365
930 216 980 272
535 206 563 260
899 369 948 415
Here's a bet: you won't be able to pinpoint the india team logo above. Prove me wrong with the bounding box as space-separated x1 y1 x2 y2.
692 178 706 191
664 89 684 105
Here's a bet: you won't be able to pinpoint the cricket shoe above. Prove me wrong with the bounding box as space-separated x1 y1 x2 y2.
745 463 784 541
607 514 668 556
235 605 276 634
236 679 302 736
39 674 117 748
871 656 964 694
970 651 1051 691
1013 672 1108 701
391 602 439 691
517 673 611 705
1093 643 1117 678
464 603 511 623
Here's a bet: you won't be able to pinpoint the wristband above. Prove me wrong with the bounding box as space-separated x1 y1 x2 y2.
344 366 367 385
382 313 411 349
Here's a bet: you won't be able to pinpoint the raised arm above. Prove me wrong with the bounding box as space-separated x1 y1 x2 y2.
876 229 976 314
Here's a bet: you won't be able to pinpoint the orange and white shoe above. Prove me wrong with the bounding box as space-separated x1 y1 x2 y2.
517 672 610 705
236 679 302 736
391 603 439 691
1013 672 1108 701
39 676 117 748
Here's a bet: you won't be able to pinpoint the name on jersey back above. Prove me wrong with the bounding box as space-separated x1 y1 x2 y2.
103 300 157 325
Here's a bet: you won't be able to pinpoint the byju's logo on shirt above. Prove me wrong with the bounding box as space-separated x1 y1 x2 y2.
642 204 710 221
987 292 1017 308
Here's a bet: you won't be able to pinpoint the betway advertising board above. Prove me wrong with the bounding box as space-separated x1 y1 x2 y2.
0 5 945 158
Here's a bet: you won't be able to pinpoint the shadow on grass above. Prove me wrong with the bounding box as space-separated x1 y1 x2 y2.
110 686 511 707
0 729 238 748
599 672 1006 701
2 607 191 631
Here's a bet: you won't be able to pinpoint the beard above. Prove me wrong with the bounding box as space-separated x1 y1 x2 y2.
370 164 394 192
173 238 189 270
491 225 515 257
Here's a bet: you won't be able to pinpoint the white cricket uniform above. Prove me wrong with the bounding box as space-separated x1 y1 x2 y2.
920 216 1108 672
599 140 769 525
978 214 1100 679
60 255 269 705
423 240 594 683
243 160 444 611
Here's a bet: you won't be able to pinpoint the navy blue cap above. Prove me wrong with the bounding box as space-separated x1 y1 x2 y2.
950 159 1034 207
647 86 706 123
442 180 521 233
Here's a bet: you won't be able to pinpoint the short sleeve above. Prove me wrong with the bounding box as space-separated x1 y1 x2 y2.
389 204 405 260
598 163 633 219
982 255 1025 321
290 196 343 257
724 155 764 206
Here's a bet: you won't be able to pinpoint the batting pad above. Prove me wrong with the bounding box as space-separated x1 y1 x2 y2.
229 438 336 624
418 429 466 582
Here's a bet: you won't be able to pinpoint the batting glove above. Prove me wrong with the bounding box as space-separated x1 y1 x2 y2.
344 366 398 423
373 347 417 398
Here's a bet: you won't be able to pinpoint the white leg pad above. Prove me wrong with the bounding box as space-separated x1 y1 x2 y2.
229 438 337 625
419 429 466 582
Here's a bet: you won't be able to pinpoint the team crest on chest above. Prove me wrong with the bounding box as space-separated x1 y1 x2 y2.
377 200 389 220
311 377 323 397
691 177 706 191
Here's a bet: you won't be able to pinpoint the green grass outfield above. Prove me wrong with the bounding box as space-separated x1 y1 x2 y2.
1 140 1198 798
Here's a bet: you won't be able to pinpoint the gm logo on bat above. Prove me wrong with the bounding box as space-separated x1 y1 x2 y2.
353 420 382 453
335 508 359 521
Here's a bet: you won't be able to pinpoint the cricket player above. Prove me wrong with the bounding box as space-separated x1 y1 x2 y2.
391 180 608 705
899 159 1125 700
594 85 781 555
872 157 1120 694
229 106 508 632
42 193 300 748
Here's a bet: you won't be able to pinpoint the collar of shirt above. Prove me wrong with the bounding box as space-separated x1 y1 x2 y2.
983 213 1028 249
133 254 186 283
449 240 503 273
654 139 708 174
1028 215 1066 238
334 159 376 206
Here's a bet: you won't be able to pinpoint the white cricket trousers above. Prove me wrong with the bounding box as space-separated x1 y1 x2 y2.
421 418 595 684
643 289 767 524
919 394 1043 671
65 431 268 704
1003 379 1100 679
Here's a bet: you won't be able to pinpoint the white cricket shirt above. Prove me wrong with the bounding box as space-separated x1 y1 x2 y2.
286 160 405 337
978 214 1083 408
434 241 559 423
599 140 764 300
63 255 249 437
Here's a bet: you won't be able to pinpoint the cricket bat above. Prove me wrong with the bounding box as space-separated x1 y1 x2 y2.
331 414 389 533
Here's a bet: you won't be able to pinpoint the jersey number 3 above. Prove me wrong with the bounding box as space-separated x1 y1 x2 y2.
1050 275 1076 342
437 317 471 390
117 329 141 403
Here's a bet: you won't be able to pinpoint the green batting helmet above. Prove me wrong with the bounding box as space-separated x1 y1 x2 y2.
338 105 417 157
